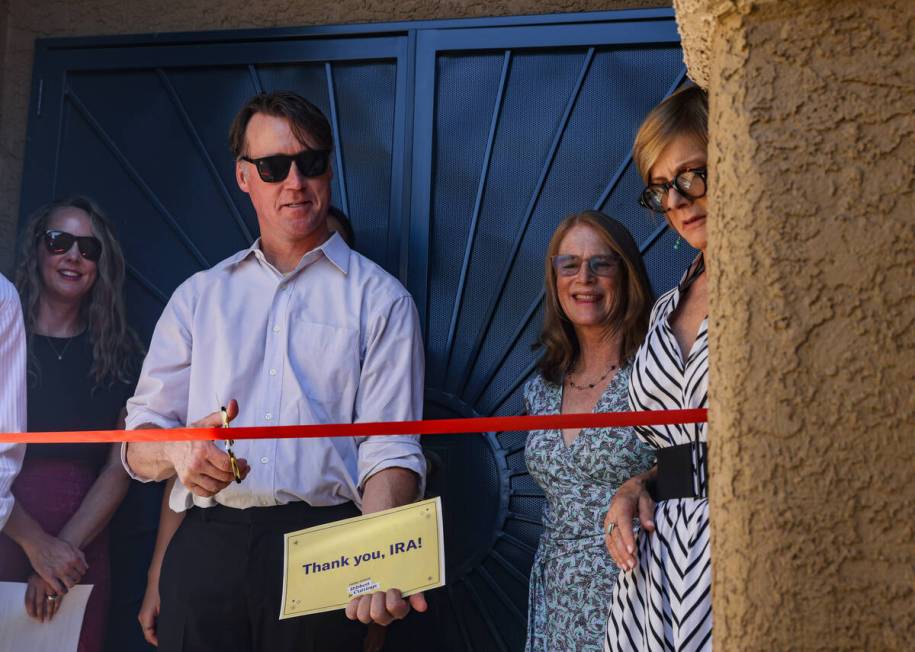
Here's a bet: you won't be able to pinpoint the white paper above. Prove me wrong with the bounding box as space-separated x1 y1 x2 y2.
0 582 93 652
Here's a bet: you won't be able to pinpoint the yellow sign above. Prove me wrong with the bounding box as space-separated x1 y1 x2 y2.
280 497 445 618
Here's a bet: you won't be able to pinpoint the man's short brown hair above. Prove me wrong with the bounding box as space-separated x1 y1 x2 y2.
228 90 333 158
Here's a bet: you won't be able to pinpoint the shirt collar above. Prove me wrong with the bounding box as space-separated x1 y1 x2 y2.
677 252 705 294
319 231 351 275
228 232 351 276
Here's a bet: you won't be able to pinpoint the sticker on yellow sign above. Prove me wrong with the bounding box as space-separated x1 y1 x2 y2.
280 497 445 619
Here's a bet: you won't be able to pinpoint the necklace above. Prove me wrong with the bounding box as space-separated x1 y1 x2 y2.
567 361 618 391
44 335 75 361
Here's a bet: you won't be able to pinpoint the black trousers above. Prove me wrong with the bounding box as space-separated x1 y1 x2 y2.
158 501 366 652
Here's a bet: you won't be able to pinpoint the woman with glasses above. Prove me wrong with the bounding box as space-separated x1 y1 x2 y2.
603 85 712 651
523 210 656 652
0 196 143 652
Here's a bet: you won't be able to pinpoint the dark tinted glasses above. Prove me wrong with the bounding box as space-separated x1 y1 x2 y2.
240 149 330 183
42 230 103 262
639 167 707 213
551 254 621 277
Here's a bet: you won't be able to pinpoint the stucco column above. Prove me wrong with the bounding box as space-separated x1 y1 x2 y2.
673 0 914 649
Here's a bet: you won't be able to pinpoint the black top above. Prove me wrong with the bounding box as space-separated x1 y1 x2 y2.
26 330 136 471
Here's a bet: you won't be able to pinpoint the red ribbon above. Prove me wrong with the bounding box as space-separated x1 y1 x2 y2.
0 409 706 444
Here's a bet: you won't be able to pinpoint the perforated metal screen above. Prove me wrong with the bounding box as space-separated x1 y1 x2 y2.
409 22 687 649
20 11 685 651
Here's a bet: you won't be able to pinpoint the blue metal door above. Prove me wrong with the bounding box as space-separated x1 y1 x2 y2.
404 16 688 651
21 33 411 342
19 10 687 651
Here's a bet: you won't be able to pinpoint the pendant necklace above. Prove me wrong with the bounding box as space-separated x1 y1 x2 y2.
567 361 618 391
44 335 74 361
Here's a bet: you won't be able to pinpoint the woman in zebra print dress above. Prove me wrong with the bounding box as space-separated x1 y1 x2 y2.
603 85 712 651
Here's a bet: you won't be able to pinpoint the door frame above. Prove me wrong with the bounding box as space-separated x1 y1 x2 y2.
21 7 677 296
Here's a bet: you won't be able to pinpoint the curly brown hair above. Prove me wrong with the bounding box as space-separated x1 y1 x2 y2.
15 196 144 388
536 211 653 385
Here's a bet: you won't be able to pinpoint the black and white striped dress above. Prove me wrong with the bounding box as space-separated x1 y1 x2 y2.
605 257 711 651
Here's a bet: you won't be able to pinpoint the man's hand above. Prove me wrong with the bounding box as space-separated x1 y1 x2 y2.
345 467 426 626
603 470 656 571
345 588 428 626
166 400 250 497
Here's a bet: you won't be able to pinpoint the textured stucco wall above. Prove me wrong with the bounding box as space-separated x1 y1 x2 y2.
0 0 669 273
675 0 915 649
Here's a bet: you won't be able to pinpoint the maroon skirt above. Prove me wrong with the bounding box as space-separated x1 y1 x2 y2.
0 457 110 652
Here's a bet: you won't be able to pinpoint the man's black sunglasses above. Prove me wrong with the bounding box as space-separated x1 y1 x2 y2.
240 150 331 183
42 230 103 262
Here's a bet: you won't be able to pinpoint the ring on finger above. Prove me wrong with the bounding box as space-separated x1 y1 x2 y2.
605 520 616 536
46 595 58 602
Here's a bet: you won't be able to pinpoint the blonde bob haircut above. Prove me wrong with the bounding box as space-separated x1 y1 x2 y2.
535 211 653 385
633 84 708 183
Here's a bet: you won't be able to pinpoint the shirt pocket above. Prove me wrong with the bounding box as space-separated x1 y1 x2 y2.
286 320 360 405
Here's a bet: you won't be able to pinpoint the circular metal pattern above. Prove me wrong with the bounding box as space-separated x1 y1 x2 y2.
421 391 510 583
383 391 544 651
29 24 687 651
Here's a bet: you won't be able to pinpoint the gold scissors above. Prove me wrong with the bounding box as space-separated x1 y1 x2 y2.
221 406 242 484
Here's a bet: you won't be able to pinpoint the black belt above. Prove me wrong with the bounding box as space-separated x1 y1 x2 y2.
185 500 359 527
651 442 708 501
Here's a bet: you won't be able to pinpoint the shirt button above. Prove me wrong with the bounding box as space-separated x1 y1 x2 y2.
272 325 280 333
260 456 269 464
265 413 273 421
269 368 277 376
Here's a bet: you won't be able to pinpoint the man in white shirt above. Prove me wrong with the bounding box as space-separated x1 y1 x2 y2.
0 273 27 532
123 91 426 651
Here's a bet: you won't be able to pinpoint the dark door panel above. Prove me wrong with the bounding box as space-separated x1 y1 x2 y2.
20 10 684 650
406 17 686 649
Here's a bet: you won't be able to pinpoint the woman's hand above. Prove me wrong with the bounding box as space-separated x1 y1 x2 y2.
24 573 63 622
604 472 656 570
22 532 88 595
138 573 161 646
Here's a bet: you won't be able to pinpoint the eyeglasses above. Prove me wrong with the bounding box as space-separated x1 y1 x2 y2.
551 254 621 277
639 168 707 213
42 230 103 262
240 149 330 183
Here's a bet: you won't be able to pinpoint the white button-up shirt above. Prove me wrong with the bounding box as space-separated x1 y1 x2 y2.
0 273 27 529
124 233 426 512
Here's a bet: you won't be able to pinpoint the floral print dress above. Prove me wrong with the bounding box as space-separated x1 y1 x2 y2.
524 365 655 652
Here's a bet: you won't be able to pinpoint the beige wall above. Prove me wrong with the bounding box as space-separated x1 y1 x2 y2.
674 0 914 649
4 0 911 647
0 0 668 274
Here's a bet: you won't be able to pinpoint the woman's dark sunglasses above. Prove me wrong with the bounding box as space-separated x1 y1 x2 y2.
42 230 103 262
639 168 707 213
240 149 330 183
